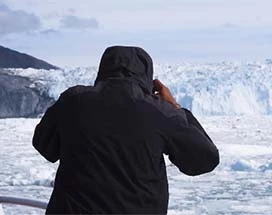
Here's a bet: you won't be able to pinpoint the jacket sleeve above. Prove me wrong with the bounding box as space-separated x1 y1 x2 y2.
165 108 219 176
32 86 86 163
32 98 61 163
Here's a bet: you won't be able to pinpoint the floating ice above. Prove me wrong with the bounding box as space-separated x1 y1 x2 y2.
231 160 255 172
260 161 272 172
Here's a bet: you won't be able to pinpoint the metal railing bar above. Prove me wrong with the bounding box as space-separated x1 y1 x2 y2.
0 196 47 210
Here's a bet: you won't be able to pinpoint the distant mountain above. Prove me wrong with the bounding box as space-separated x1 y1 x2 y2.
0 45 58 70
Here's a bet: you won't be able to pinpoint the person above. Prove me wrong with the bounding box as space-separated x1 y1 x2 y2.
33 46 219 214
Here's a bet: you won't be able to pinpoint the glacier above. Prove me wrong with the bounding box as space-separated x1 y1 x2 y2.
5 60 272 116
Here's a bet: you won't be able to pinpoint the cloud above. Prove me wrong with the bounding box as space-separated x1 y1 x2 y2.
68 8 76 14
220 22 240 29
60 15 98 29
0 3 41 35
40 29 59 35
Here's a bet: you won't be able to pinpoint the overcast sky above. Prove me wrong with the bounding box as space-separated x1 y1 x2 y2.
0 0 272 67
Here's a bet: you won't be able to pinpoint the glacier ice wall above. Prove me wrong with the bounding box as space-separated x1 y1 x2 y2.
154 62 272 116
6 61 272 116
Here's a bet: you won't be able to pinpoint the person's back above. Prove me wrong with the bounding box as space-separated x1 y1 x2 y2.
33 46 219 214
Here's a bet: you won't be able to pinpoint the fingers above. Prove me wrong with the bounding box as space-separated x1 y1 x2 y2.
153 79 181 109
153 79 165 92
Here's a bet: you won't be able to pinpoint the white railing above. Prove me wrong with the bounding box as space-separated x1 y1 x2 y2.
0 196 47 214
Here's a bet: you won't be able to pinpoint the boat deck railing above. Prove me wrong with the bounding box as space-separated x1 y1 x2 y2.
0 196 47 214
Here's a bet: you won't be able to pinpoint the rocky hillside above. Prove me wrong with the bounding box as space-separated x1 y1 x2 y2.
0 45 58 70
0 46 58 118
0 71 55 118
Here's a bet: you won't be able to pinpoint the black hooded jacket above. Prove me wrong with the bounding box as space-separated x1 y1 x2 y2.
33 46 219 214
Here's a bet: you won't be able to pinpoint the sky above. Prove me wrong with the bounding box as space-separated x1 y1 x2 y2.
0 0 272 67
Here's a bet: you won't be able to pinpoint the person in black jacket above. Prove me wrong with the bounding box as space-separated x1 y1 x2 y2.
33 46 219 214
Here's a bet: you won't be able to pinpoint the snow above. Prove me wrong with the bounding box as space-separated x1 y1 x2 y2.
4 60 272 116
1 116 272 214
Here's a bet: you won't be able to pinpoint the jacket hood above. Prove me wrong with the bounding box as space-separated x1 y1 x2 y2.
95 46 154 93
